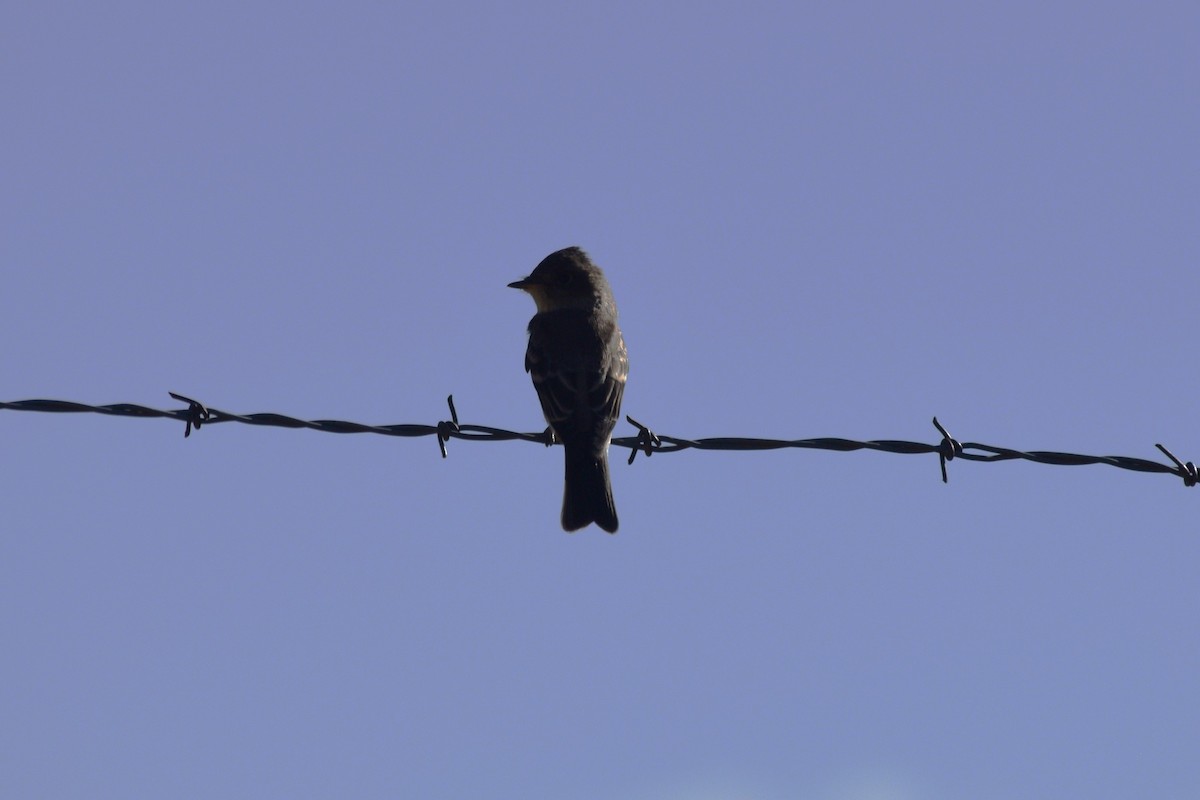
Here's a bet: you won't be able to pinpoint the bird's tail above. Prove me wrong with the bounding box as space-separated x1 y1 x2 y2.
562 447 618 533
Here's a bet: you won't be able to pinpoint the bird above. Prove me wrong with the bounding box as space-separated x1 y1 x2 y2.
509 247 628 533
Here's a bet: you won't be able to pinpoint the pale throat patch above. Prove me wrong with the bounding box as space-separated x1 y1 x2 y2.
525 285 597 314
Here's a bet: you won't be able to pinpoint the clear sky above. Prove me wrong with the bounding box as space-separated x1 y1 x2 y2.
3 3 1197 799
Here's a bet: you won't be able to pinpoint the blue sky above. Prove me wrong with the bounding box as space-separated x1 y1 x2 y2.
2 3 1197 798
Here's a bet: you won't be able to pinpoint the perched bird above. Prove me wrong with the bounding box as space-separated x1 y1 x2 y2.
510 247 628 533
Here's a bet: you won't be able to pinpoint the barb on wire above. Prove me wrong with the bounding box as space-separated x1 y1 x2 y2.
1155 443 1197 487
625 415 662 465
933 417 963 484
0 393 1193 490
436 395 459 458
169 391 210 437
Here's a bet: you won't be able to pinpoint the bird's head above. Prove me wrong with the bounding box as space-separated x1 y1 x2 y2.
509 247 610 313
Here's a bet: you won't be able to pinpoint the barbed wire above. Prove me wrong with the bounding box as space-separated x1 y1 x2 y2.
1 393 1195 489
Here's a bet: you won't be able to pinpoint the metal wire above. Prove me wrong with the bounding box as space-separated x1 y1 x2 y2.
1 393 1194 488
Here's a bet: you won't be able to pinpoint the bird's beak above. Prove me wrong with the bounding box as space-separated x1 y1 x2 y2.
508 277 535 290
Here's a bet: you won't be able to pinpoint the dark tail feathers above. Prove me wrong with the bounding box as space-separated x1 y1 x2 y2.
562 447 618 533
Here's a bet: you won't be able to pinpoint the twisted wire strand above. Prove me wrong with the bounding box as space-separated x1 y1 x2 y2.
1 393 1194 488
